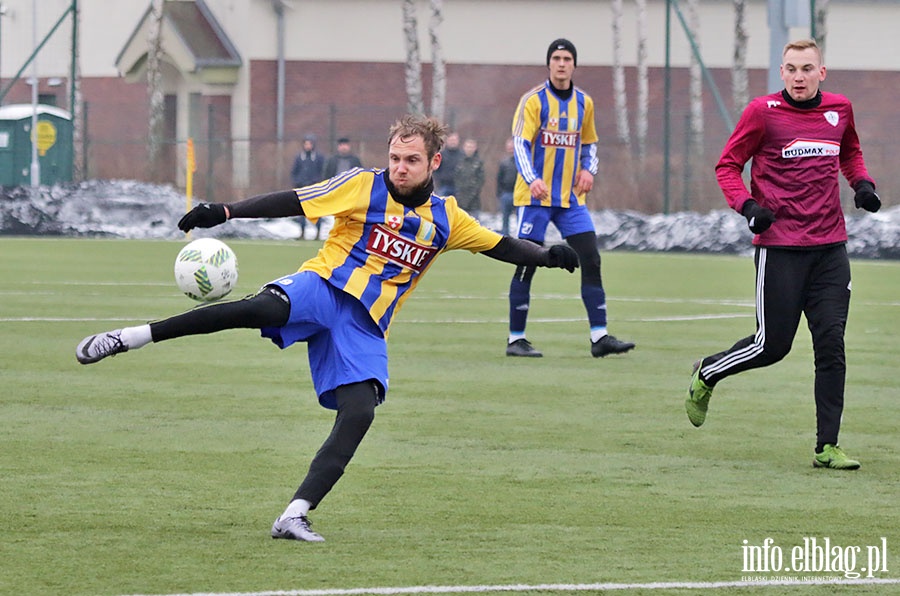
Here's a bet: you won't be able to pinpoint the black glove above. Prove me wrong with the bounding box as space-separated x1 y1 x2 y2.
546 244 579 273
853 180 881 213
741 199 776 234
178 203 228 232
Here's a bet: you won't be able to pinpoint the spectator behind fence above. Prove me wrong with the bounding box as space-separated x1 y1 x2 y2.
433 131 461 196
323 137 363 179
453 138 485 218
291 134 326 240
496 137 517 235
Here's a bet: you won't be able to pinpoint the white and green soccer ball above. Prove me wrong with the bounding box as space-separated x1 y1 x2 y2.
174 238 239 302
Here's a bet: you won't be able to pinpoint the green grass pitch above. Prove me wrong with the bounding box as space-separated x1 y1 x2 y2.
1 237 898 596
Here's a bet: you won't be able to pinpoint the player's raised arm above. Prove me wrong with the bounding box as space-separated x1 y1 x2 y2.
178 190 303 232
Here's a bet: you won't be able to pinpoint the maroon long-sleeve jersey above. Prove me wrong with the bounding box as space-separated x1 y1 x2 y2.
715 90 875 247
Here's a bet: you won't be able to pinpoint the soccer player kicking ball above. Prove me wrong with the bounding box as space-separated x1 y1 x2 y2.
76 115 580 542
685 40 881 471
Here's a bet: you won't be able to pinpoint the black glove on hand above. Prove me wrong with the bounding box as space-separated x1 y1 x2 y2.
546 244 579 273
741 199 776 234
853 180 881 213
177 203 228 232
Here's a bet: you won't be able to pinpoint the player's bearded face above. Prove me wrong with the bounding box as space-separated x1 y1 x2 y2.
388 135 440 196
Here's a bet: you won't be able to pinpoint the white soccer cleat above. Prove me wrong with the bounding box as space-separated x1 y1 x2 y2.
76 329 128 364
270 515 325 542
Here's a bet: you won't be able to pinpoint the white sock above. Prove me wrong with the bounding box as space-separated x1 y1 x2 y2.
280 498 312 520
120 324 152 349
508 333 526 344
590 328 609 343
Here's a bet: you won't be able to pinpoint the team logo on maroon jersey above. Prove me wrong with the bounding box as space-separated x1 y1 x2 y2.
366 224 438 272
541 129 579 148
824 111 839 127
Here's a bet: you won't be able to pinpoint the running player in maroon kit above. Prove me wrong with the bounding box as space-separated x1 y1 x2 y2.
684 39 881 470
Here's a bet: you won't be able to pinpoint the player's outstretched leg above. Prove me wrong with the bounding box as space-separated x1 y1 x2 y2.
76 287 291 365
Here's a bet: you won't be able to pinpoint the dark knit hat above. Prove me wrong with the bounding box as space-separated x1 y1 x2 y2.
547 38 577 67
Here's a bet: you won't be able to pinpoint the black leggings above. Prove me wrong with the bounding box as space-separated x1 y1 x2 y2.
148 288 379 509
149 286 290 342
293 381 379 508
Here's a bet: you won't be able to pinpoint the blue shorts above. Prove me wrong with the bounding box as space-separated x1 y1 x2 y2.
260 271 387 410
515 203 595 242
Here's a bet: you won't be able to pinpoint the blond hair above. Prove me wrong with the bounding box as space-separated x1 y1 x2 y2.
388 114 449 160
783 39 823 64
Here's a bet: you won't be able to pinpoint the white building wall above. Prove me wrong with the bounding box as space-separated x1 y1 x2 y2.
3 0 900 82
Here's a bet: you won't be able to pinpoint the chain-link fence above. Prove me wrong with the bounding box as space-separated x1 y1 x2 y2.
79 70 897 215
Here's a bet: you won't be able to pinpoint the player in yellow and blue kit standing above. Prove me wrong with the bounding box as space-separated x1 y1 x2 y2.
505 38 635 359
75 115 580 542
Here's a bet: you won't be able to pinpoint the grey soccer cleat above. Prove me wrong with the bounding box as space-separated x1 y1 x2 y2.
271 515 325 542
590 334 635 357
506 338 543 357
76 329 128 364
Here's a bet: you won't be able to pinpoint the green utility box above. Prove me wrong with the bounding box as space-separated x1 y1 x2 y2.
0 104 73 186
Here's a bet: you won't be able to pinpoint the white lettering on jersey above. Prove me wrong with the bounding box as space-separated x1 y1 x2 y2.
767 100 781 108
540 130 579 148
782 138 840 159
367 224 438 272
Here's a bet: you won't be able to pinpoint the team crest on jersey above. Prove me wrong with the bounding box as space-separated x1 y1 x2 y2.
549 117 558 128
418 220 436 243
367 224 438 272
824 111 839 127
387 215 402 229
782 138 840 158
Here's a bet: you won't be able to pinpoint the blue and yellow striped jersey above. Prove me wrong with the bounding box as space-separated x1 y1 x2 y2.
294 168 502 335
511 80 599 208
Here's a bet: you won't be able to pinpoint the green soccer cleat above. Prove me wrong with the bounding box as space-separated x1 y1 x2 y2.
684 360 713 427
813 444 861 470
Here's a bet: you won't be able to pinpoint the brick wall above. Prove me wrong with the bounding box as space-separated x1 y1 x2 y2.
13 60 893 212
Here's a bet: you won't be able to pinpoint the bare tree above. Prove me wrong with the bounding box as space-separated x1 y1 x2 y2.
684 0 704 209
813 0 829 57
731 0 749 120
147 0 166 177
429 0 445 122
635 0 649 164
610 0 631 154
70 0 84 181
402 0 424 115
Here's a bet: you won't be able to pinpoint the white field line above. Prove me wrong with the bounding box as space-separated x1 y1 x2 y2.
2 292 896 324
123 577 900 596
0 314 751 324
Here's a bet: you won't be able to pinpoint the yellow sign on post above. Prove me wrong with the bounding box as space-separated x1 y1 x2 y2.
33 120 58 156
185 138 196 237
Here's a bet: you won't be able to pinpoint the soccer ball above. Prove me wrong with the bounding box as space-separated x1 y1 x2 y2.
174 238 239 302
